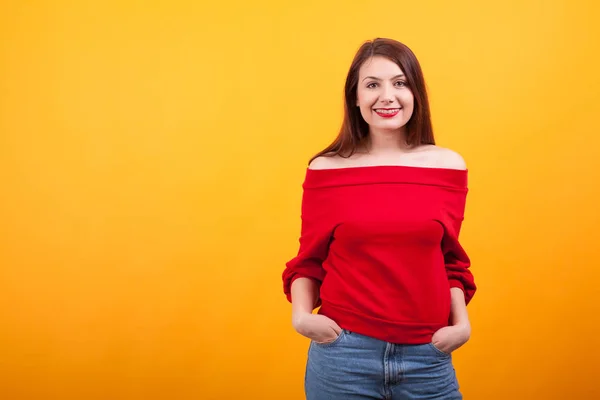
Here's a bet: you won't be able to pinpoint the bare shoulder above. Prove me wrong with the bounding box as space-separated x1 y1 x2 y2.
308 153 345 170
430 146 467 170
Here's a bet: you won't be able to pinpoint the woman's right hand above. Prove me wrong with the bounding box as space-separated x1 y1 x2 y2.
292 312 342 344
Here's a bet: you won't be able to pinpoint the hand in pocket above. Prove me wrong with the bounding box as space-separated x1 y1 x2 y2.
293 313 342 344
431 323 471 354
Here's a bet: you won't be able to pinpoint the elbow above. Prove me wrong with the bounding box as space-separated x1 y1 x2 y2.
282 259 325 302
448 278 477 305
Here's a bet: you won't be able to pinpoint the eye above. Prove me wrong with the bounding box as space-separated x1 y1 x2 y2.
395 81 407 87
366 82 378 89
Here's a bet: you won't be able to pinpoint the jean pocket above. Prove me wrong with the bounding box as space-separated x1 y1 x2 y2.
428 342 451 357
313 329 348 347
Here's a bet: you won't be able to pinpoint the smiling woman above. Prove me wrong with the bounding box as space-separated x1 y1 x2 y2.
282 38 474 400
310 38 435 163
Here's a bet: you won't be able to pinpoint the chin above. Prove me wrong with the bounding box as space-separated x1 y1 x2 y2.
377 123 406 131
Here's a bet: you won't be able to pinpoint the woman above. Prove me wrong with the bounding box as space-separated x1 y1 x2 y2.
282 38 477 400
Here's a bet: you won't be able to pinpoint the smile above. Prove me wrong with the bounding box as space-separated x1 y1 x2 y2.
373 108 401 118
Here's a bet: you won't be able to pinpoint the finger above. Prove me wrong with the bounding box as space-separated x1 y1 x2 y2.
434 341 450 354
327 318 341 332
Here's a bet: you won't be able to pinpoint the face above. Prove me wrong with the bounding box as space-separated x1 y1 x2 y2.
356 56 415 135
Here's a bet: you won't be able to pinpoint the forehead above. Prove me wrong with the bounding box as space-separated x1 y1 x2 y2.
358 56 404 78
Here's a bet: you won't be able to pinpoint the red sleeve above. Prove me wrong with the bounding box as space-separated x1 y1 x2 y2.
282 186 335 305
441 188 477 305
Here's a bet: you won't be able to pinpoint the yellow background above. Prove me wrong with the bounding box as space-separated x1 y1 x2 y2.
1 1 599 399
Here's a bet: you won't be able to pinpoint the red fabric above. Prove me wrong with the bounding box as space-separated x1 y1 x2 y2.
282 165 476 344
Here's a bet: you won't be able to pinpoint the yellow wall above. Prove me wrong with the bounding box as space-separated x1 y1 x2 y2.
1 1 599 399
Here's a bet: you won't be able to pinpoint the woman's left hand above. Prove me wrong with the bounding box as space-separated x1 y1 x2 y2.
431 322 471 355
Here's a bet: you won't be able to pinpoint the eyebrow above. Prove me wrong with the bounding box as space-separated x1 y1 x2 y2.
362 74 405 82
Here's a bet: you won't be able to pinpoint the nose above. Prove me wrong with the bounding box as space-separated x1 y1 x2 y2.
380 85 395 104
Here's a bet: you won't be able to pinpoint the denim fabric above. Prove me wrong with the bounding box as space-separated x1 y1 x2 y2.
305 329 462 400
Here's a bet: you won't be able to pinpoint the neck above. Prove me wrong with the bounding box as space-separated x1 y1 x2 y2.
364 127 411 153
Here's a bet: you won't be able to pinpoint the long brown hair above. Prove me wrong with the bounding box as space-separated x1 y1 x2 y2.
310 38 435 164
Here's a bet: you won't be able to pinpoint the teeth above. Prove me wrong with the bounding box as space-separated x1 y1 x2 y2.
375 109 400 114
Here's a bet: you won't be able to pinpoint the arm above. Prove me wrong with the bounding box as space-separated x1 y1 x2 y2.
282 179 333 306
282 170 342 342
438 187 475 350
450 287 471 333
437 149 477 305
290 277 319 325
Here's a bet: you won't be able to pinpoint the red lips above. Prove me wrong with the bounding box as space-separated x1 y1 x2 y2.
374 108 400 118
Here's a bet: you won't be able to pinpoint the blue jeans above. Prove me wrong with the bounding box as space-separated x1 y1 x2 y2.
305 329 462 400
